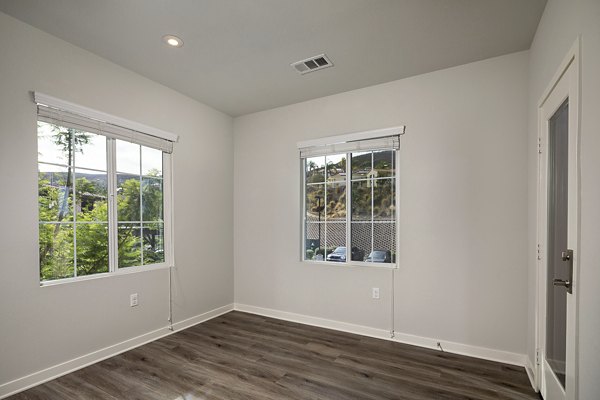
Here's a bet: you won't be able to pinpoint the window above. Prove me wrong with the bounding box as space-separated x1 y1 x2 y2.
300 128 402 266
36 93 175 283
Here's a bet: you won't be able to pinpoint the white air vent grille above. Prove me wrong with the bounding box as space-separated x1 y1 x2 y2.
291 54 333 75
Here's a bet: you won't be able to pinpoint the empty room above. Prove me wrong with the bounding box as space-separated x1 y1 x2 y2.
0 0 598 399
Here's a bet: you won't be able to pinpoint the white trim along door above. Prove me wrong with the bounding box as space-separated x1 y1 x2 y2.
536 38 580 400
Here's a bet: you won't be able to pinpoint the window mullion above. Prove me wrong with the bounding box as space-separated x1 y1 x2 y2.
346 152 351 263
301 158 306 261
371 152 374 257
394 149 399 266
139 145 144 266
323 158 327 258
72 129 78 278
107 138 118 272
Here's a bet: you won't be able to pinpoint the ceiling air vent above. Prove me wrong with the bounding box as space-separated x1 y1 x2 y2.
291 54 333 75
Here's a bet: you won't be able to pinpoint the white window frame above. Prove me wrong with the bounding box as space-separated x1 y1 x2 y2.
299 126 404 269
36 93 177 286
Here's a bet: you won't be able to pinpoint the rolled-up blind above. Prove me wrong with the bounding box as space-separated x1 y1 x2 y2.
297 126 404 158
35 92 177 153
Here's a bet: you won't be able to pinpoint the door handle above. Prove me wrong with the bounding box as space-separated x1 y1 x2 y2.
553 278 571 291
558 249 574 294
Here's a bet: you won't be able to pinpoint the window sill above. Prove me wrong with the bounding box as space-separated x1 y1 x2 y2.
40 263 174 287
302 260 398 269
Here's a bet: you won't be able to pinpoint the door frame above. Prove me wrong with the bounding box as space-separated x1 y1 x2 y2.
535 37 581 399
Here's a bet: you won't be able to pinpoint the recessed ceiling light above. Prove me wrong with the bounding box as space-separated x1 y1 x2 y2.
163 35 183 48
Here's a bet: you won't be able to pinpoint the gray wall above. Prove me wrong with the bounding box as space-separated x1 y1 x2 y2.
527 0 600 397
0 12 234 386
234 51 530 355
5 1 599 395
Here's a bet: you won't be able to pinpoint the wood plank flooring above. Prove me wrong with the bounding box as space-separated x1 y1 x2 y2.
9 311 539 399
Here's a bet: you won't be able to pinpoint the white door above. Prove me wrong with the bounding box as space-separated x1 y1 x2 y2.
537 45 579 400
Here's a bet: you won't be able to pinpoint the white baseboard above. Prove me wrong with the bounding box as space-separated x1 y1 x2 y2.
235 303 391 340
0 303 234 399
525 357 538 391
171 304 233 332
234 303 527 368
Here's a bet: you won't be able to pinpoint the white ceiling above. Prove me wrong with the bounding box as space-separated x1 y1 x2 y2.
0 0 546 117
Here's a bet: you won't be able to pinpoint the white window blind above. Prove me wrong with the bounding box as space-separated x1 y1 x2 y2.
35 92 177 153
297 126 404 158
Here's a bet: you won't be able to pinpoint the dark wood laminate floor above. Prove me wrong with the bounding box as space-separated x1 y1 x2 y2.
9 311 539 400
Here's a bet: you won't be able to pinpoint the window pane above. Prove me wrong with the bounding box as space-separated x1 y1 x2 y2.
117 174 140 221
325 153 346 181
373 222 396 263
305 222 323 260
302 149 397 266
373 178 395 220
351 222 371 262
75 133 106 171
306 156 325 183
76 223 109 275
142 177 163 222
326 183 346 221
75 169 108 221
325 222 346 262
351 181 371 220
37 122 72 166
39 223 74 281
143 223 164 265
38 165 73 222
118 223 142 268
116 140 140 174
306 184 325 222
373 150 395 178
142 146 163 177
351 151 371 180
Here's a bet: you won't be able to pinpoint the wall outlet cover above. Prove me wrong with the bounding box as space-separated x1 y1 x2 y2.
372 288 380 299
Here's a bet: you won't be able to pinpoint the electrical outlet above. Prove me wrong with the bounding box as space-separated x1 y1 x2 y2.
372 288 380 299
130 293 139 307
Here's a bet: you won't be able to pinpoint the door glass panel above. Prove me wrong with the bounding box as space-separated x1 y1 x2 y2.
546 99 569 389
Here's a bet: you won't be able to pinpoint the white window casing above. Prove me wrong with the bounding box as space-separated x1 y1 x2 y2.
298 126 404 268
36 93 177 285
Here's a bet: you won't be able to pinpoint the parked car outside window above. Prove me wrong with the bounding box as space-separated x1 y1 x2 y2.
326 246 346 262
365 250 392 263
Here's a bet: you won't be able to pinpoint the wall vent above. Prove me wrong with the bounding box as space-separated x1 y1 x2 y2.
291 54 333 75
